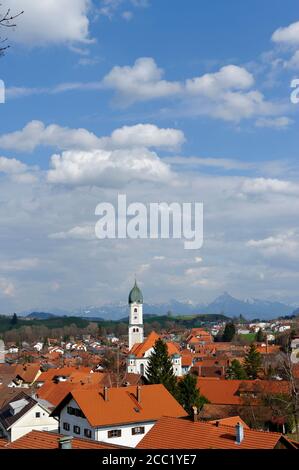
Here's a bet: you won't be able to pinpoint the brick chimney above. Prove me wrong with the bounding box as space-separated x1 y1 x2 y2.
235 422 244 444
104 386 109 401
137 385 141 403
58 436 73 449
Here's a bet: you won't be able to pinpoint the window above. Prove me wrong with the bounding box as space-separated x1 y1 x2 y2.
67 406 85 418
132 426 145 435
108 429 121 438
35 412 40 418
84 429 92 438
63 422 70 431
73 425 81 435
134 308 138 312
74 408 86 418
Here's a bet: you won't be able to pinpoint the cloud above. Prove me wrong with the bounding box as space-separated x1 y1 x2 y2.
3 0 93 45
185 65 254 96
241 177 299 195
5 57 288 125
0 156 38 183
0 278 15 297
0 121 184 153
255 116 294 129
164 156 252 171
49 225 95 240
247 231 299 259
107 124 185 150
0 156 28 174
102 57 283 122
47 147 172 186
0 258 40 272
98 0 149 20
284 50 299 69
272 20 299 46
0 121 100 152
102 57 182 105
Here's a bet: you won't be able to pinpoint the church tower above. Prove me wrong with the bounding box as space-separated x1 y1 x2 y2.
128 280 144 350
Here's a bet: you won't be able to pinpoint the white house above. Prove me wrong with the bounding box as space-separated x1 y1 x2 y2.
0 391 58 442
51 384 187 448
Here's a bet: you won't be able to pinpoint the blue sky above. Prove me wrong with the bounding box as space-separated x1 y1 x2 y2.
0 0 299 313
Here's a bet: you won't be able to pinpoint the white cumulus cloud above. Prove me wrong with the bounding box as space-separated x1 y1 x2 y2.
102 57 182 105
272 20 299 46
3 0 92 45
47 147 172 186
0 121 184 153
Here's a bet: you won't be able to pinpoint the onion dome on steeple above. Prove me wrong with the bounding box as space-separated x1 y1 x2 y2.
128 280 143 304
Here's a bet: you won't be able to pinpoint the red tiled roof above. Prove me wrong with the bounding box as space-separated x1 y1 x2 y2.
197 378 243 405
0 439 8 448
15 364 41 383
197 378 292 406
39 366 93 380
208 416 249 429
6 430 125 449
52 384 187 427
137 416 295 449
129 331 160 358
129 332 180 359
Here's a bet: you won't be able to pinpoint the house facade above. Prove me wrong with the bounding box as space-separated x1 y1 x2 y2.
0 391 58 442
51 384 187 448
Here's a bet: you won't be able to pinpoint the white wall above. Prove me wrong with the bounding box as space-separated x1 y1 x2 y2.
127 354 182 377
10 403 58 442
96 422 154 448
59 398 95 440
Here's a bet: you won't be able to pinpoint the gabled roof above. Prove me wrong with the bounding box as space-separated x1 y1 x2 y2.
129 331 160 357
15 364 40 383
5 430 127 449
0 386 34 408
0 391 37 431
208 416 249 429
137 416 296 449
51 384 187 427
129 332 180 359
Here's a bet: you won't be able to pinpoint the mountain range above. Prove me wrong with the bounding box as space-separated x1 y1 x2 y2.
20 292 297 321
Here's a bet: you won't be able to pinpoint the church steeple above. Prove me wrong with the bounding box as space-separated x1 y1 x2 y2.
128 280 144 350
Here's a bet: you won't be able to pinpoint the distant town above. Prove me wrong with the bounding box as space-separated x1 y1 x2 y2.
0 281 298 450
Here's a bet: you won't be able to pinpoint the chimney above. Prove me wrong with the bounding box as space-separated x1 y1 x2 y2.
137 385 141 403
104 386 109 401
215 420 219 427
192 406 198 422
235 422 244 444
59 436 73 450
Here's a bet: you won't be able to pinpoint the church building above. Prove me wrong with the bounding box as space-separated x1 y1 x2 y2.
127 281 182 378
